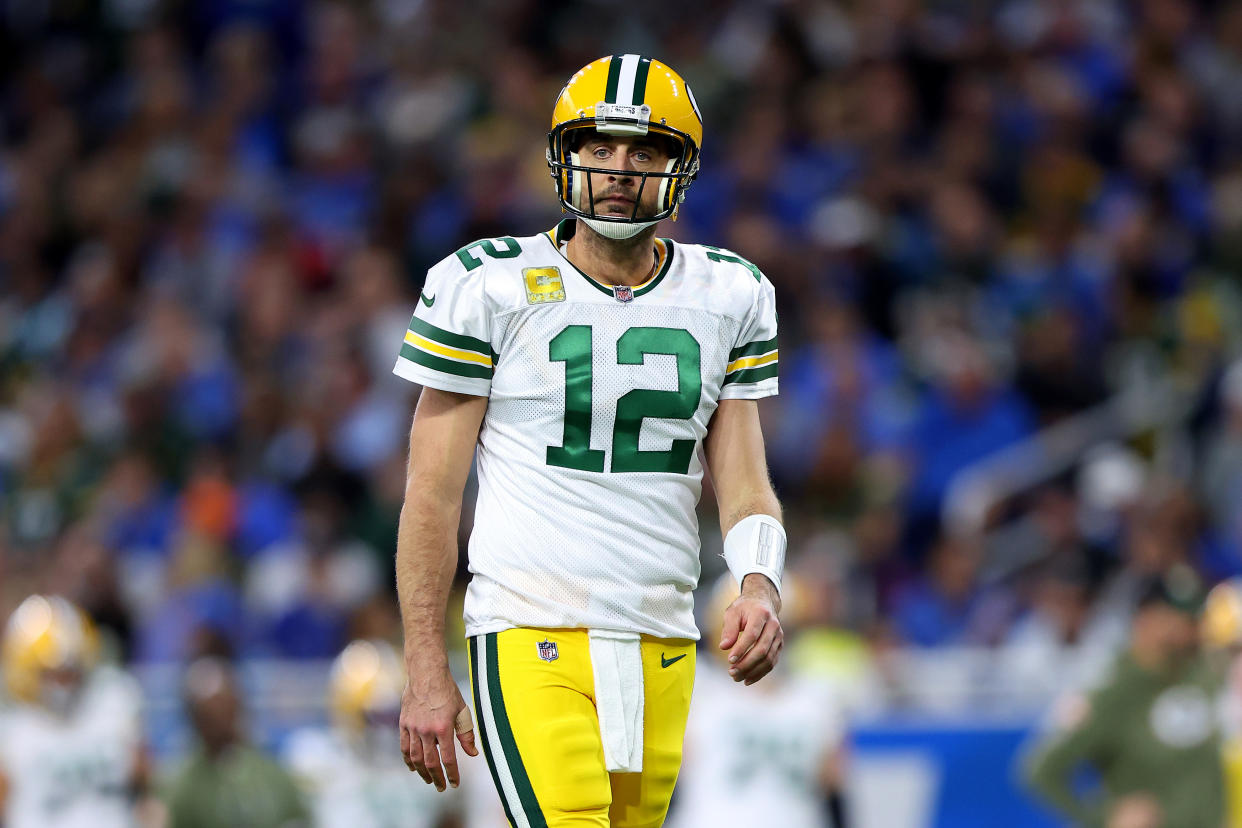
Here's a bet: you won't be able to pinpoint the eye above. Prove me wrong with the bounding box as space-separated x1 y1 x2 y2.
592 147 611 159
634 150 652 162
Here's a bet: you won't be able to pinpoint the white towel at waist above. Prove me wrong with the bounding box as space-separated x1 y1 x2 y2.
588 629 644 773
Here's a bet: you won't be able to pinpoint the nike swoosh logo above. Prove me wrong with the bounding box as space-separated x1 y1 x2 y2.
661 653 686 669
420 292 435 308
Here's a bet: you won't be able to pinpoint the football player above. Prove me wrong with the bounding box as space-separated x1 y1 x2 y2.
668 577 848 828
1201 578 1242 828
285 638 464 827
0 595 149 828
393 55 787 828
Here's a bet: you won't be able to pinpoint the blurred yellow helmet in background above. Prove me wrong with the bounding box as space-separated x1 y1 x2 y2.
1202 579 1242 650
2 594 98 705
328 639 405 733
547 54 703 227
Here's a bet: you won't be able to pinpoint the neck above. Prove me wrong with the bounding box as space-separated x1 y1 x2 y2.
566 220 659 287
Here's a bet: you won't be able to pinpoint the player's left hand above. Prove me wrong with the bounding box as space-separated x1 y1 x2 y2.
718 574 783 685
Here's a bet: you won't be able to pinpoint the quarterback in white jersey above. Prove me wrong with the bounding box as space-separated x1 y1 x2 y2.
393 220 778 641
0 596 147 828
395 54 788 828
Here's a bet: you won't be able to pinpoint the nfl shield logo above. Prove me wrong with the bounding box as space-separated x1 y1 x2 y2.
537 639 559 662
613 285 634 303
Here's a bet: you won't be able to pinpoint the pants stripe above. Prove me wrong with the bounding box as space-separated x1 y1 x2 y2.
485 633 549 828
469 636 519 828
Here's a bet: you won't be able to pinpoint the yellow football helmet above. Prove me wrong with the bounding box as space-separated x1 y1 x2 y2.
1203 579 1242 649
328 639 405 734
2 594 98 705
547 54 703 229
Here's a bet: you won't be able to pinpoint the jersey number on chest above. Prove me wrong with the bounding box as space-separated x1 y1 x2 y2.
547 325 701 474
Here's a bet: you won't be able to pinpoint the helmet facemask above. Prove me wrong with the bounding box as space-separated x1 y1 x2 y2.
547 118 700 238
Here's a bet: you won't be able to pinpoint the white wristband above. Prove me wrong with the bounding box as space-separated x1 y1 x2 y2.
721 514 786 596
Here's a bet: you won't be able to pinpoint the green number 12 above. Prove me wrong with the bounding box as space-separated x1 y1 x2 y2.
547 325 701 474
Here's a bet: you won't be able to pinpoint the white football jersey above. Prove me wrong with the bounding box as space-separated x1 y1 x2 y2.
393 220 779 640
285 727 460 828
668 665 845 828
0 667 143 828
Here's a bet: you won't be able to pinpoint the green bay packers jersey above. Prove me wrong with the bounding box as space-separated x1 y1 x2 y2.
0 667 143 828
393 220 778 639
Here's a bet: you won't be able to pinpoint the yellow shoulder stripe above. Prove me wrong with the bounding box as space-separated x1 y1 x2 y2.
404 331 494 367
725 350 778 374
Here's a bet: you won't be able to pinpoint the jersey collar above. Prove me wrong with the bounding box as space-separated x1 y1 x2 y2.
544 219 674 298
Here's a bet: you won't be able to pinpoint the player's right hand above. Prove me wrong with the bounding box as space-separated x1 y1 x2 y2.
399 668 478 791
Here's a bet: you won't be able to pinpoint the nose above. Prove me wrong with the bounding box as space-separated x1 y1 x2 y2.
607 158 637 179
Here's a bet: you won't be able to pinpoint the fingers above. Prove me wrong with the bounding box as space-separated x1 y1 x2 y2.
726 611 766 669
400 724 418 773
718 605 741 650
439 729 460 790
741 635 783 686
729 610 783 684
420 732 448 791
401 723 432 784
456 706 479 757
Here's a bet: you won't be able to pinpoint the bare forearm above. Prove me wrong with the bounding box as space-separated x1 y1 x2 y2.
719 492 782 537
395 492 461 673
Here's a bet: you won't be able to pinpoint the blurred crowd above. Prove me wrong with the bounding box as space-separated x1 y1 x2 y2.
3 0 1242 726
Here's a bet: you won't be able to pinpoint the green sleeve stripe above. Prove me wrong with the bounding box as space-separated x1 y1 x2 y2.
399 343 492 379
729 336 778 361
604 55 622 104
723 364 779 386
486 633 549 828
407 314 491 355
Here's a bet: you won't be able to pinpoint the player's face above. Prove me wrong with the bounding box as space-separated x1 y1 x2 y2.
577 133 673 220
39 666 84 716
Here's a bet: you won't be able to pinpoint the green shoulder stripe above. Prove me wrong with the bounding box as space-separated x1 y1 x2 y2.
729 336 778 362
399 343 492 379
408 315 491 356
723 364 779 385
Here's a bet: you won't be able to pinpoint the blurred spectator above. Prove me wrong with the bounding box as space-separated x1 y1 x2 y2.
1000 557 1125 706
1025 569 1224 828
785 531 884 714
165 657 307 828
893 533 1014 647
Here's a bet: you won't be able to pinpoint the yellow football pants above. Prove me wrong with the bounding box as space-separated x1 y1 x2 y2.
467 627 695 828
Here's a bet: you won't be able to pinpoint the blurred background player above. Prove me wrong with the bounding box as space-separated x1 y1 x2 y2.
667 576 848 828
164 656 307 828
285 638 464 827
1024 568 1224 828
0 594 151 828
1200 578 1242 828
